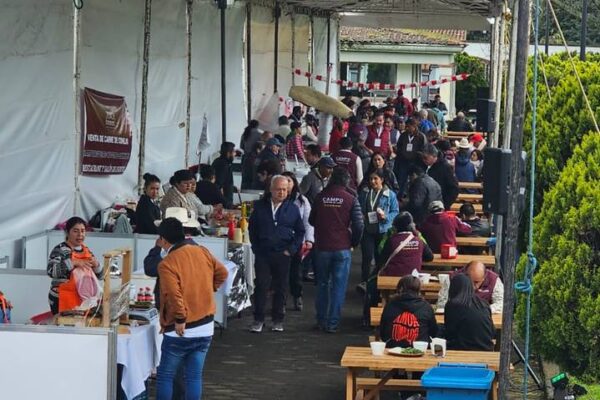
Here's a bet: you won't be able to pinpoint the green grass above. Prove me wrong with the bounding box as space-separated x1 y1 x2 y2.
571 377 600 399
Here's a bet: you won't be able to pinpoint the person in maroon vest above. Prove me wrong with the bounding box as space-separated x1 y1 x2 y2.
332 137 363 190
436 261 504 313
365 112 392 158
379 212 434 277
419 201 472 253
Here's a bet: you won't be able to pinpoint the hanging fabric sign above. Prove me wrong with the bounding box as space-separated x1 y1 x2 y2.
81 87 132 175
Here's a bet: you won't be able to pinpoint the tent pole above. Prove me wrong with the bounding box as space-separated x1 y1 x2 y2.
219 0 227 142
273 2 280 94
185 0 193 167
499 0 531 397
72 2 82 215
246 2 252 123
325 15 331 95
309 13 313 86
138 0 152 193
291 13 296 86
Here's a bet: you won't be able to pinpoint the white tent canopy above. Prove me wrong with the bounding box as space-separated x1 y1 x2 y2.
0 0 339 266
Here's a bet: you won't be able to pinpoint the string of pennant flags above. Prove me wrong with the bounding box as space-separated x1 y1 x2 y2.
292 68 470 90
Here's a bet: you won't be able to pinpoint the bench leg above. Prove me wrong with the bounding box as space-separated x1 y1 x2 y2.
346 368 357 400
491 379 498 400
363 369 396 400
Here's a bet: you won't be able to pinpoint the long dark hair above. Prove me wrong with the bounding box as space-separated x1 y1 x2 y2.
242 119 259 141
281 171 305 205
447 273 488 310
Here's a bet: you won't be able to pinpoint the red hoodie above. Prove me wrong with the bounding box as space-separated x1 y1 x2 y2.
418 212 472 253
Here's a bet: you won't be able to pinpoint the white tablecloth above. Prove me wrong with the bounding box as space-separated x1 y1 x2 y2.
117 323 160 400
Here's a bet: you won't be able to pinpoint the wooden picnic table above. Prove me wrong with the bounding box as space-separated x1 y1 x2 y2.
456 236 491 248
423 254 496 271
369 306 503 330
445 131 487 139
341 346 500 400
377 276 441 292
459 181 483 190
457 193 483 203
451 202 483 213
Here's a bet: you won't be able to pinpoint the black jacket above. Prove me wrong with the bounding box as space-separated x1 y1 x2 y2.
196 179 230 209
380 293 438 348
135 194 160 234
444 298 495 351
448 118 473 132
425 157 459 209
212 156 234 206
249 198 305 256
406 174 443 224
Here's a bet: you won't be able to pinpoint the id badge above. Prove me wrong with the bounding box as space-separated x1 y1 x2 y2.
406 143 413 152
374 138 382 147
367 211 378 224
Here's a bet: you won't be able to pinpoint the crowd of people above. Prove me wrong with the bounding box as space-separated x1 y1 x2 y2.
45 90 500 399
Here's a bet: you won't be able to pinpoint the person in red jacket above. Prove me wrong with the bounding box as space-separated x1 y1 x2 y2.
393 89 414 118
418 201 472 253
365 112 391 158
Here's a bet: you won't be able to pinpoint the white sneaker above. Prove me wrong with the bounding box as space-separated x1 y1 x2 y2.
249 321 264 333
271 322 284 332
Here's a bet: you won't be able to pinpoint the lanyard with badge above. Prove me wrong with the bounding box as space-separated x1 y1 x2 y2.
406 134 415 152
367 189 381 224
374 127 383 148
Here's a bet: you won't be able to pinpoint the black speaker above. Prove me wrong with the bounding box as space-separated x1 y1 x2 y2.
483 148 511 215
476 99 496 132
476 87 490 99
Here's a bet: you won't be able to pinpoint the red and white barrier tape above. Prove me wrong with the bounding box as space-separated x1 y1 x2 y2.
292 68 470 90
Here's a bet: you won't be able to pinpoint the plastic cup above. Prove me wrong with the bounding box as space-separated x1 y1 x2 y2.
370 341 386 356
418 273 431 284
413 341 429 352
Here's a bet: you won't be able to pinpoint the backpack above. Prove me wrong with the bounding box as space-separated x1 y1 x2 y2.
391 311 420 345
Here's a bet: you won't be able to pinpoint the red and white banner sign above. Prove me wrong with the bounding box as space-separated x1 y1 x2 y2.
81 87 132 175
292 68 470 90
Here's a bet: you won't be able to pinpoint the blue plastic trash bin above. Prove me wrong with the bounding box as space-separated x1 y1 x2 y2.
421 363 495 400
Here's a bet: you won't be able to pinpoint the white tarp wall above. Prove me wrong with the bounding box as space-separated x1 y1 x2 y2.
0 0 246 266
250 5 275 121
293 14 310 87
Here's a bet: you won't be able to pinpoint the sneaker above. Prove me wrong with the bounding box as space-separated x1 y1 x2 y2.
302 272 315 282
294 297 303 311
325 326 338 334
356 282 367 294
271 322 284 332
249 321 264 333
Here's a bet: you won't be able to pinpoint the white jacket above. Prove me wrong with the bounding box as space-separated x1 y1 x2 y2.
294 194 314 243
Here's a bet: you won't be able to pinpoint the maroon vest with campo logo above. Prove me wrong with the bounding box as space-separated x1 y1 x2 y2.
332 150 359 189
452 268 499 304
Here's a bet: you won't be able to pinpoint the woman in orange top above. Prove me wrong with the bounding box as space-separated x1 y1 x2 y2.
47 216 103 314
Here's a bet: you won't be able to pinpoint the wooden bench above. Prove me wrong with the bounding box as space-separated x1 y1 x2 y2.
451 202 483 214
377 276 441 305
457 193 483 203
356 377 422 395
459 181 483 190
370 306 503 330
422 254 496 271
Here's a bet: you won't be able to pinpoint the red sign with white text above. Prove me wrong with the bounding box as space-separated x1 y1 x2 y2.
81 87 132 175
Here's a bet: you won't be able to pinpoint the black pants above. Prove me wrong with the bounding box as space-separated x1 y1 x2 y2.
361 231 382 283
289 252 303 299
253 251 291 322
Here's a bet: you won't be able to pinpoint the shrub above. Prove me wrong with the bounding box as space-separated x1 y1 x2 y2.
517 132 600 380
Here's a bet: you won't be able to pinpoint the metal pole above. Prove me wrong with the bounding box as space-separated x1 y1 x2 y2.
273 2 280 94
493 8 506 147
489 17 499 98
138 0 152 194
544 0 549 55
325 15 331 95
309 13 314 86
220 0 227 142
72 2 82 215
581 0 588 61
246 2 252 123
499 0 531 397
291 13 296 86
185 0 193 167
503 2 519 149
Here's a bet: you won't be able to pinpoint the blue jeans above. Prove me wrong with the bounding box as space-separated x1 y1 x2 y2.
313 249 352 330
156 335 212 400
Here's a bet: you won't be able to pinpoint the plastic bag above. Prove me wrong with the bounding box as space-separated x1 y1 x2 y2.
73 267 101 300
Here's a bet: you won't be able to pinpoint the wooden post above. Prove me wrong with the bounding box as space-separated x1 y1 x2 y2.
102 255 112 328
120 249 132 325
499 0 531 397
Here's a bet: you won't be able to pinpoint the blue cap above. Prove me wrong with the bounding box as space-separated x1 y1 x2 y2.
318 156 336 168
266 138 282 147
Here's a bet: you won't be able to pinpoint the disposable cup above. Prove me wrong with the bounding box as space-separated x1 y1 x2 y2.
370 341 386 356
412 341 429 352
418 273 431 284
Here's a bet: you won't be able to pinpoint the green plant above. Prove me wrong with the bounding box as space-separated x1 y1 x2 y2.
517 132 600 380
453 52 488 113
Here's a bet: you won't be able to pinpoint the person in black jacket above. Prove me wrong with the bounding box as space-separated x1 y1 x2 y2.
393 118 427 197
444 273 495 351
404 165 443 224
420 143 459 209
380 275 438 348
248 175 305 333
211 142 236 207
135 173 161 234
195 164 229 208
